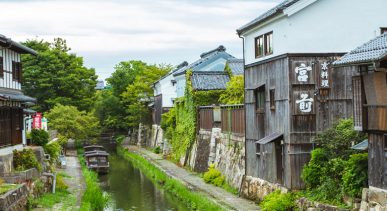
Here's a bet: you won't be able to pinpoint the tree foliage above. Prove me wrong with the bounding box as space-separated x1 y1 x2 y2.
21 38 98 112
301 119 368 205
219 75 244 104
45 104 100 141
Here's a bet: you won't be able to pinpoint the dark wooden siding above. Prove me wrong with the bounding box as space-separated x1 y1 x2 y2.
245 54 358 189
0 107 23 147
368 133 387 190
245 57 290 179
154 94 162 125
198 105 245 134
199 108 213 131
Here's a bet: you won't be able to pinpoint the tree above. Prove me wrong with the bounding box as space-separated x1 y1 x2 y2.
21 38 98 112
93 89 127 130
121 64 170 127
219 75 244 105
45 104 100 141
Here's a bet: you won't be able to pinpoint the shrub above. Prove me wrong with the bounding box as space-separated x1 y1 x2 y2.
13 149 42 172
44 142 62 164
31 129 49 146
203 164 223 186
260 190 296 211
301 148 329 188
153 146 161 154
342 153 368 198
115 135 125 145
56 174 68 192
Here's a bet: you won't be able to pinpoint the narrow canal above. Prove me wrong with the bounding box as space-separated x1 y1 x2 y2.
98 152 189 211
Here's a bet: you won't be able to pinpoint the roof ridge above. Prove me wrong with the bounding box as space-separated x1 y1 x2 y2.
200 45 226 58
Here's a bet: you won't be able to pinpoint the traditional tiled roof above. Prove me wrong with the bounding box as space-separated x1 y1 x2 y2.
0 34 37 55
227 58 244 75
154 61 188 84
237 0 300 35
191 71 230 91
0 88 36 103
173 45 234 76
333 33 387 66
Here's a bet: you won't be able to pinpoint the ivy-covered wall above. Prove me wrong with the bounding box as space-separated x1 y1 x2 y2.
161 70 225 163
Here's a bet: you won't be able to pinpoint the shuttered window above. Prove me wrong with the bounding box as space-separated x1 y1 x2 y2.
255 85 265 113
12 61 22 82
0 57 3 78
270 89 275 110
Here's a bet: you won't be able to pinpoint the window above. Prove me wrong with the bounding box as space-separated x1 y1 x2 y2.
256 143 261 156
255 32 273 58
12 61 22 82
384 135 387 151
255 35 264 58
0 57 3 78
265 32 273 55
270 89 275 110
255 85 266 112
381 27 387 34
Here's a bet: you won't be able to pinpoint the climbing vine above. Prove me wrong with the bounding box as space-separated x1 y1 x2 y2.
162 70 225 162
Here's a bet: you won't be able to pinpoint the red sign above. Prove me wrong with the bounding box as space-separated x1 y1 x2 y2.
33 113 42 129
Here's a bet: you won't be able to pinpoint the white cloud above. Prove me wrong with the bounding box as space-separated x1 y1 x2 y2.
0 0 279 79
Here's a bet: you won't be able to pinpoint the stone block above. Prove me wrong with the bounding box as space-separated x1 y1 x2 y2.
369 189 387 206
362 188 369 201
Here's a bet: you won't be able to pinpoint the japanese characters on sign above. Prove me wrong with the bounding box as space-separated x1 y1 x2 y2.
296 93 314 113
33 112 42 129
295 63 312 82
320 62 329 88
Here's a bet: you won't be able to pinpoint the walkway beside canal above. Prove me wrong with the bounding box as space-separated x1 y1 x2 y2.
125 146 260 211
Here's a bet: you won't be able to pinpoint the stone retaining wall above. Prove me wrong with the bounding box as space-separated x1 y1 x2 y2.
187 129 246 189
240 175 287 202
0 184 28 211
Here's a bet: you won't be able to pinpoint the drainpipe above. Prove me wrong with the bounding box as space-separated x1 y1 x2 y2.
42 172 56 193
23 116 32 146
237 31 247 197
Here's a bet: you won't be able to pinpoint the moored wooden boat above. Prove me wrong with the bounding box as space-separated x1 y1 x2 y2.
84 150 110 174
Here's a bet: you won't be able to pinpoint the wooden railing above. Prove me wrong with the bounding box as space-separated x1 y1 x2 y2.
198 105 245 134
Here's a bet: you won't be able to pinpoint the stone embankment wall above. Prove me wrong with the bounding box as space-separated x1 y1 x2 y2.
240 176 287 202
0 184 28 211
187 129 246 189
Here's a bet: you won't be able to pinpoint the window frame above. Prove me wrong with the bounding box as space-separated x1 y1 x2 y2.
254 31 273 58
270 89 275 110
255 85 266 113
0 57 3 78
12 61 22 82
256 143 261 156
264 32 273 56
384 135 387 151
381 27 387 35
255 35 264 58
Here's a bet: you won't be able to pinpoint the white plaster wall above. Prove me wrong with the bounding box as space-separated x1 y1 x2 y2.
0 47 22 90
154 82 161 95
242 0 387 65
175 74 186 98
159 73 176 108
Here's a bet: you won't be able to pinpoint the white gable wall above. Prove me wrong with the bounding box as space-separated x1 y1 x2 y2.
0 47 22 90
242 0 387 65
175 74 185 98
158 73 176 108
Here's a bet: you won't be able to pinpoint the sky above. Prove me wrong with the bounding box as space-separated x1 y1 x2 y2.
0 0 281 80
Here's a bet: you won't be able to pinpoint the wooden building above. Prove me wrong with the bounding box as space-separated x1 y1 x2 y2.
237 0 387 190
0 34 37 152
333 33 387 191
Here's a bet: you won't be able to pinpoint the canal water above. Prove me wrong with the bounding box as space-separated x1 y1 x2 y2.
99 152 189 211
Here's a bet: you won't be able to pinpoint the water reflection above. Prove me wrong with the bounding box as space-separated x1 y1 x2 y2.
99 153 188 211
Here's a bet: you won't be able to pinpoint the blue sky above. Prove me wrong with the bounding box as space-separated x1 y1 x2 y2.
0 0 280 80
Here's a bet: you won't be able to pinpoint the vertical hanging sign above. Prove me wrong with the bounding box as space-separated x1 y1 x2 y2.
320 62 329 88
32 112 42 129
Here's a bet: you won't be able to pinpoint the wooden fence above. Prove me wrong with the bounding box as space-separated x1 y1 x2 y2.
198 104 245 135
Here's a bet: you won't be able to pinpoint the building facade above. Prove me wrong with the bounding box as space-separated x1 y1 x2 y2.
333 33 387 195
237 0 387 193
0 34 37 156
